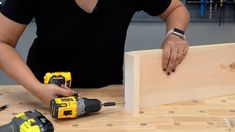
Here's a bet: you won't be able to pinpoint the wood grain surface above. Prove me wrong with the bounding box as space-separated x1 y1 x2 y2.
125 43 235 116
0 85 235 132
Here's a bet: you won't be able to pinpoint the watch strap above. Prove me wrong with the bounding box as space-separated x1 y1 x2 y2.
166 28 186 40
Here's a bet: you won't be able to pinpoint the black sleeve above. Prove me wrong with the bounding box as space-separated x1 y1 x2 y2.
1 0 34 24
136 0 172 16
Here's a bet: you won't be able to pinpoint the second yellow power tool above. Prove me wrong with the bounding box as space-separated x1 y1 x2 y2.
0 110 54 132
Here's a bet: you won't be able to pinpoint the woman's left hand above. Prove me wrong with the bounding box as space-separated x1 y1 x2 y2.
161 34 189 75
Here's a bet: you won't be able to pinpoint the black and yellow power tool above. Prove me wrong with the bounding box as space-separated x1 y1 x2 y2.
44 72 72 87
50 96 115 119
0 110 54 132
44 72 116 119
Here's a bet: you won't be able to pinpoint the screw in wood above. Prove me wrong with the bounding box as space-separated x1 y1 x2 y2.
72 124 79 127
169 110 175 114
140 123 147 126
220 100 226 103
106 123 113 127
230 62 235 69
207 121 214 125
174 122 181 126
229 110 235 113
199 110 206 113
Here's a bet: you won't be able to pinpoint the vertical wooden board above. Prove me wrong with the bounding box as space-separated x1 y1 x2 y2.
124 53 140 116
136 43 235 108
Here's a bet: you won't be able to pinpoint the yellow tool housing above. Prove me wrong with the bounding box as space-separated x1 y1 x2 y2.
44 72 72 87
50 96 77 119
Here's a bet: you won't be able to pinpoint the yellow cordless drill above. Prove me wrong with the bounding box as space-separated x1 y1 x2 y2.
44 72 116 119
50 96 115 119
0 110 54 132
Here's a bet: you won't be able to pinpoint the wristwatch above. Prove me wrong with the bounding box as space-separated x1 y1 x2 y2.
166 28 186 40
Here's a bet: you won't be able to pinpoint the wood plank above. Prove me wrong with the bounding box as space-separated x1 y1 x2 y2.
124 43 235 116
124 53 140 116
0 85 235 131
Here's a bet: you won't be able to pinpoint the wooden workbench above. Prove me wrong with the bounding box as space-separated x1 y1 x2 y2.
0 85 235 132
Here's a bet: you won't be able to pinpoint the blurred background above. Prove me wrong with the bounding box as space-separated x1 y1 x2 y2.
1 0 235 84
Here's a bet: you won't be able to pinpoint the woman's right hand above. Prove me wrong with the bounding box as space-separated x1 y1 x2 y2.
35 84 74 106
0 14 74 106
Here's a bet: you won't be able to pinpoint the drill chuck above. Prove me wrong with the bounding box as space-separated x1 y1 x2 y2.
77 98 102 117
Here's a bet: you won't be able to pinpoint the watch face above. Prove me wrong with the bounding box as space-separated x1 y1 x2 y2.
174 28 185 35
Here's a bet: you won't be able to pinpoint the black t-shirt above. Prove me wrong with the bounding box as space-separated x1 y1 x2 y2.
1 0 171 88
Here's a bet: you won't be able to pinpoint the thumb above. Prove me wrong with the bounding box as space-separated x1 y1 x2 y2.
57 88 73 97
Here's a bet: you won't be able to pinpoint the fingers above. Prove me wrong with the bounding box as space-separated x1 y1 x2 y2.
57 88 74 97
179 45 188 64
166 48 178 74
72 90 79 97
162 42 172 71
164 47 185 75
61 84 79 96
162 36 189 75
172 47 187 71
48 83 77 97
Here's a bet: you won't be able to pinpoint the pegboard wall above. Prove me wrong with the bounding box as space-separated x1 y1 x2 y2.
132 0 235 24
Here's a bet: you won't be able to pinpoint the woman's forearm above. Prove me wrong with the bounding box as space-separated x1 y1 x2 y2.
0 42 42 93
159 0 190 32
165 2 190 31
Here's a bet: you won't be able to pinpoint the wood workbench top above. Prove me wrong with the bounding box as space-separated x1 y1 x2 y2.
0 85 235 132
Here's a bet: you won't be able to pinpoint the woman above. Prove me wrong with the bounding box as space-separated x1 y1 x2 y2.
0 0 190 105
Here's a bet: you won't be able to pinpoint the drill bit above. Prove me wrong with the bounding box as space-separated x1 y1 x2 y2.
102 102 116 107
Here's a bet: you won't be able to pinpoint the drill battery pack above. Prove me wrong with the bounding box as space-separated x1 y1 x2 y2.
44 72 72 87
